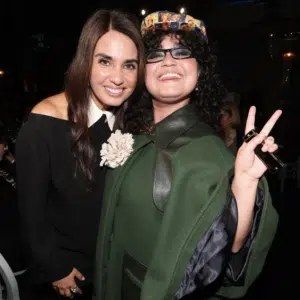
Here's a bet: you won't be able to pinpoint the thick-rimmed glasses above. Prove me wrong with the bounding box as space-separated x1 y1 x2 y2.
146 47 193 63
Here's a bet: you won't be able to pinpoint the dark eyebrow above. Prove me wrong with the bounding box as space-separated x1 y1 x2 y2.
95 53 112 59
124 59 138 64
95 53 138 64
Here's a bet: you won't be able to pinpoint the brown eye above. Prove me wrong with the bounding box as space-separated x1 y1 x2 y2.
99 59 110 66
124 63 137 70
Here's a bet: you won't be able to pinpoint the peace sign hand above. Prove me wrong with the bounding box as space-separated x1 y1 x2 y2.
235 106 282 181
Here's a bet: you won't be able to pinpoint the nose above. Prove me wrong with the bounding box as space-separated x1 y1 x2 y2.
109 66 124 86
162 51 176 66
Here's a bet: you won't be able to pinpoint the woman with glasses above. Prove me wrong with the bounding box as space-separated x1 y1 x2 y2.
94 11 281 300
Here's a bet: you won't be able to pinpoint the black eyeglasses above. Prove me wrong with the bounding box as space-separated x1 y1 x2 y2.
146 47 193 63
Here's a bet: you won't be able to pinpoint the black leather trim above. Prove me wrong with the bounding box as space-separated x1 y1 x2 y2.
174 188 265 299
174 193 238 299
152 105 214 212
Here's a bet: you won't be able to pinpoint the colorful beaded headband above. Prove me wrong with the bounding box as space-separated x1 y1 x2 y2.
141 11 208 43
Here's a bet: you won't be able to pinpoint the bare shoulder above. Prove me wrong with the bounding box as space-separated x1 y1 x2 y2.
31 92 68 120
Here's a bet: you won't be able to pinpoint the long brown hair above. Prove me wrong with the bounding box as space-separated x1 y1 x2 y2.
64 9 144 181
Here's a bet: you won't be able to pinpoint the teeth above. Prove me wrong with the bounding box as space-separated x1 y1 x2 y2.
105 87 123 94
160 73 181 80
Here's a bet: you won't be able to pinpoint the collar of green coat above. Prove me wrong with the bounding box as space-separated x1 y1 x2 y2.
131 133 153 154
150 104 201 148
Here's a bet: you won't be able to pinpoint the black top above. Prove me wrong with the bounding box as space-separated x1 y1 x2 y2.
16 113 111 284
0 159 26 272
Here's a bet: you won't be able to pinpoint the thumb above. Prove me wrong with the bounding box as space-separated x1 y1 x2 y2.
74 269 85 281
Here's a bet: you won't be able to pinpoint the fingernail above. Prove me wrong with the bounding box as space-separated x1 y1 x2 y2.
82 276 85 280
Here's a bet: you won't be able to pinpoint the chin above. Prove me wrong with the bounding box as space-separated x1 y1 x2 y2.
155 93 190 106
159 93 184 100
102 97 129 108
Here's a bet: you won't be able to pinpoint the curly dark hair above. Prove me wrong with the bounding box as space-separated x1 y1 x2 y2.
123 30 228 134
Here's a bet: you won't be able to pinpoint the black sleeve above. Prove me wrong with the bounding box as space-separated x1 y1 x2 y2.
174 194 238 300
16 119 73 283
174 189 264 299
224 188 264 285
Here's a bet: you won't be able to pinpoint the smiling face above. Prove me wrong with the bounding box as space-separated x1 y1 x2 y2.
89 30 138 109
145 34 199 109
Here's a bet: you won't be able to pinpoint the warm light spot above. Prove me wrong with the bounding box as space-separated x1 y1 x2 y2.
283 52 296 59
180 7 186 14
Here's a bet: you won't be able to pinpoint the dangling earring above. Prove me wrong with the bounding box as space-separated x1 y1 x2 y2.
195 70 201 95
195 82 200 96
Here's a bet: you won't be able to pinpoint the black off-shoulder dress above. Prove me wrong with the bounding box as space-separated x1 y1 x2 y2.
16 113 110 299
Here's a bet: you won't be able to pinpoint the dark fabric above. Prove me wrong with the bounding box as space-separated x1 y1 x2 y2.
0 159 16 177
225 187 264 285
174 195 238 300
150 104 213 148
176 188 265 299
0 159 26 272
152 148 172 211
0 160 16 192
16 113 110 284
0 159 16 188
151 105 214 212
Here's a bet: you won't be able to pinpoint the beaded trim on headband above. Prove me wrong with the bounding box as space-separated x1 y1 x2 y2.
141 11 208 42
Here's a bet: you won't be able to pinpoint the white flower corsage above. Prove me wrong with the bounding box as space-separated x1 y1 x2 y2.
100 130 134 168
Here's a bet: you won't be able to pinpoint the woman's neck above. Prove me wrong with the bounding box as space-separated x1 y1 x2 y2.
153 99 190 124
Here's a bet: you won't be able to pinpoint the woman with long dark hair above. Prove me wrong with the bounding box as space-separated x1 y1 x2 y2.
16 9 144 300
94 11 281 300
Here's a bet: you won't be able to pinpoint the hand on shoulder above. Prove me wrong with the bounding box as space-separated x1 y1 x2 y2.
31 92 68 120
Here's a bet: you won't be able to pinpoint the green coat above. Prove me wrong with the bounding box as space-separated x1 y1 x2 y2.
94 105 278 300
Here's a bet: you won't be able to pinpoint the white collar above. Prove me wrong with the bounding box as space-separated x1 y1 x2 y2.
87 99 115 130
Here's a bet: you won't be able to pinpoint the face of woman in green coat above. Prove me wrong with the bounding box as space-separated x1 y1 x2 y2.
145 34 200 110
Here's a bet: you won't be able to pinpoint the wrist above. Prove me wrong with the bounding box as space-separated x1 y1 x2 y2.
232 174 259 190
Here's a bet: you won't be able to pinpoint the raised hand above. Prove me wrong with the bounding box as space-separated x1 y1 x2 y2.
234 106 282 181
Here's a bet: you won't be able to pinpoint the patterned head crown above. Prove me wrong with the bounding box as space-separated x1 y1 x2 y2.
141 11 207 43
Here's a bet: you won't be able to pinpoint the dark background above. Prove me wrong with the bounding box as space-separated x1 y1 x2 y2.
1 0 299 138
0 1 299 298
